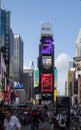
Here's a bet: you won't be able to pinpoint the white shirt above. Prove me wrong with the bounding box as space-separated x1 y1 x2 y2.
56 114 66 127
4 115 21 130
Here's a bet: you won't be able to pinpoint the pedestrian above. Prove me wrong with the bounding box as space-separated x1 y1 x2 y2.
56 110 67 130
3 108 21 130
31 109 39 130
0 109 5 130
52 116 59 130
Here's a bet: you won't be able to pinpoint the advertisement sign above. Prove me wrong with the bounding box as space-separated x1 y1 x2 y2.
7 85 11 104
0 91 4 101
14 82 24 89
41 36 53 54
73 57 81 70
41 23 53 36
54 68 57 88
41 73 52 92
34 70 39 87
42 56 52 69
4 92 8 105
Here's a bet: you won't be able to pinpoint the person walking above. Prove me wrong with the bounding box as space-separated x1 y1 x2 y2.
0 109 5 130
56 111 67 130
31 109 39 130
3 108 21 130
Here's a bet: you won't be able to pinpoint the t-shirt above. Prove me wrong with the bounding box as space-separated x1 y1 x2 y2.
4 116 21 130
56 114 66 127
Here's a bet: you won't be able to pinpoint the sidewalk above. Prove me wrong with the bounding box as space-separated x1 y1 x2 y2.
39 121 51 129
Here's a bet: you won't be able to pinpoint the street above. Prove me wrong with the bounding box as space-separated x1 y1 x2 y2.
21 121 51 130
22 124 31 130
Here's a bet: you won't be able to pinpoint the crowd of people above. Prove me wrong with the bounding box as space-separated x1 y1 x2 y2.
0 105 79 130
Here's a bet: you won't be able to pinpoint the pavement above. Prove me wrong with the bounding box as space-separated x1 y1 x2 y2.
21 121 51 130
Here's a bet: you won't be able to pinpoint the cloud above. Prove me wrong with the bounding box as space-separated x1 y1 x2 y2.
55 53 71 95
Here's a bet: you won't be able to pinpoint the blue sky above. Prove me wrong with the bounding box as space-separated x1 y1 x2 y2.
2 0 81 94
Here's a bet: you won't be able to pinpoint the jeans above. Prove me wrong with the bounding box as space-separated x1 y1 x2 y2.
31 122 39 130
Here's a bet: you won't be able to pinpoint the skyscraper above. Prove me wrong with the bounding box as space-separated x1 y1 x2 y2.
75 28 81 57
14 34 23 83
38 23 54 104
0 8 10 75
9 28 14 79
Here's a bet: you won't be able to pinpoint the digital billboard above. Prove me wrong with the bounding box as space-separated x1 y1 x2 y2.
41 73 52 92
41 36 53 54
54 67 57 89
34 70 39 87
42 56 52 69
14 82 24 89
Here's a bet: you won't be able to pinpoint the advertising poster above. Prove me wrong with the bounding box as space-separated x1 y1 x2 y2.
41 36 53 54
42 56 52 69
7 85 11 104
34 70 39 87
41 73 52 92
14 82 24 89
54 68 57 89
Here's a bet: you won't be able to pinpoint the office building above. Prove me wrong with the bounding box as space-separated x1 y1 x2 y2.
38 23 54 104
9 28 14 79
0 8 10 76
23 68 34 99
14 34 23 83
75 28 81 57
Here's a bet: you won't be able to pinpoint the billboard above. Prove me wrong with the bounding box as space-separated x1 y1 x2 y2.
41 73 52 92
42 56 52 69
54 67 57 89
41 36 53 54
34 70 39 87
41 23 53 36
73 57 81 70
14 82 24 89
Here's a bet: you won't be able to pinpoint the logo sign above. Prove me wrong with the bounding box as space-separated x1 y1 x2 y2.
41 23 53 36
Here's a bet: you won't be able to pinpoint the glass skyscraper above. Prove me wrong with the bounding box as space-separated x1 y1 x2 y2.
14 34 23 83
0 8 10 75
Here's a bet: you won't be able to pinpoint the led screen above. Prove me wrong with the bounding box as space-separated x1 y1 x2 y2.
34 70 39 87
42 56 52 69
41 73 52 92
41 37 53 54
14 82 24 89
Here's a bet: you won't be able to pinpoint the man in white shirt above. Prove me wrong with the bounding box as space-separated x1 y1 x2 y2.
56 111 66 130
4 108 21 130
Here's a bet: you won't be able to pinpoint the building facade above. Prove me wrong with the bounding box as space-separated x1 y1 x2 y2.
75 28 81 57
23 68 34 100
0 8 10 76
38 23 54 104
14 34 23 83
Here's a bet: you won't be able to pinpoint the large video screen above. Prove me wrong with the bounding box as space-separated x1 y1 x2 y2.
34 70 39 87
41 36 53 54
14 82 24 89
41 73 52 92
42 56 52 69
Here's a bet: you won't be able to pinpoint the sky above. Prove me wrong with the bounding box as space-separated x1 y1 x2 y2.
2 0 81 95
